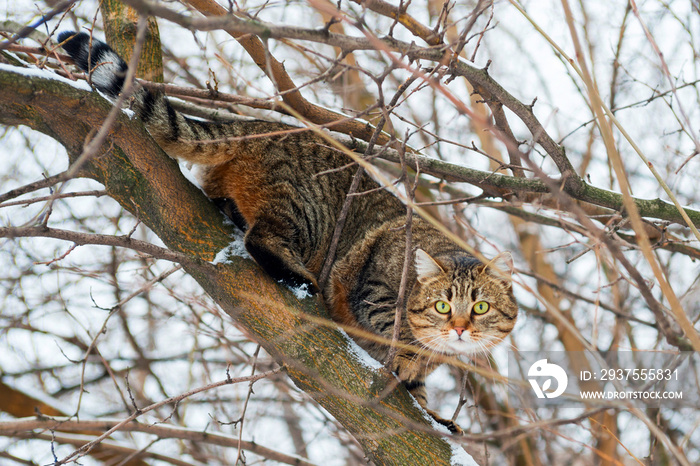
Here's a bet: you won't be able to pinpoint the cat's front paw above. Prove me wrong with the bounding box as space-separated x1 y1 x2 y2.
426 409 463 435
441 419 464 435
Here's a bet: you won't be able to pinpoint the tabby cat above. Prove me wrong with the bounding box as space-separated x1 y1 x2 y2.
58 31 518 433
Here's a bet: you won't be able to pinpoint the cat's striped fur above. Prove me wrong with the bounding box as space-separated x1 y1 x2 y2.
59 31 518 433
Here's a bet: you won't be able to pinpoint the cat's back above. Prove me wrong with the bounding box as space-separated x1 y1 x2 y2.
200 121 405 275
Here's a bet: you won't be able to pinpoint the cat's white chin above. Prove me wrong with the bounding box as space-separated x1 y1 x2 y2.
445 339 489 355
421 336 489 356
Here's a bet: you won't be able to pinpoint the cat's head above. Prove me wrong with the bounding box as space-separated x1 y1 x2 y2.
407 249 517 356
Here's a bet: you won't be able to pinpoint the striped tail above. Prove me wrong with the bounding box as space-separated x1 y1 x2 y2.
57 31 128 98
58 31 240 165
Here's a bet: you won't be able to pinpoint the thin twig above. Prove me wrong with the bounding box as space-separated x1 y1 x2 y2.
385 134 417 368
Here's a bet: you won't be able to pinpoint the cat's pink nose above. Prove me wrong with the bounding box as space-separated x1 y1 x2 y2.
454 327 466 337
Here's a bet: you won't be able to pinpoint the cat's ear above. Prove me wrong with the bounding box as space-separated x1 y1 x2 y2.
484 251 514 282
415 249 445 283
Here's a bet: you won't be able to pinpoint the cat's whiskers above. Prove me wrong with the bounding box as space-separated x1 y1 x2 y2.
498 340 518 352
408 336 437 354
418 335 443 375
479 335 506 361
413 334 446 356
471 336 494 357
477 340 492 358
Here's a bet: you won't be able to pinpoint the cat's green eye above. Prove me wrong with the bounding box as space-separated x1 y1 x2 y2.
434 300 451 314
472 301 490 315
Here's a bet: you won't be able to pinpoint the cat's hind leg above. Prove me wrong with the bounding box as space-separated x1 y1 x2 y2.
211 197 248 232
244 216 319 294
